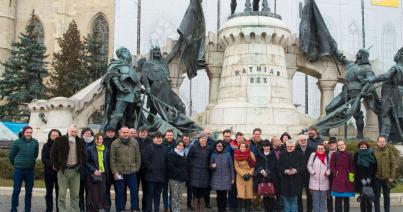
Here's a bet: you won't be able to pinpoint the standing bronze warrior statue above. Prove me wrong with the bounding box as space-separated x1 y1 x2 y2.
366 47 403 142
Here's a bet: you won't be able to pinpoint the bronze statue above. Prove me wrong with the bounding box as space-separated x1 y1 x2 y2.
367 47 403 142
101 47 142 130
315 49 381 138
231 0 263 14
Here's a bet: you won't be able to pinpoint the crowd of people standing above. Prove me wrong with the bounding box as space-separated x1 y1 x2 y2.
8 125 398 212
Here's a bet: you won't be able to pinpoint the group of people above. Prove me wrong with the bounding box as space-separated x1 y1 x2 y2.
8 125 397 212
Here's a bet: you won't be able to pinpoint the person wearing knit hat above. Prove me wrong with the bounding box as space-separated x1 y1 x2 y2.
9 125 39 212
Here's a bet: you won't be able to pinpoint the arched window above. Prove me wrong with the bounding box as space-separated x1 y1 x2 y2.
91 14 109 61
382 25 396 70
31 16 44 45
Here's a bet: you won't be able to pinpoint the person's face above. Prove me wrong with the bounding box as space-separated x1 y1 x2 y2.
106 130 115 138
236 135 244 143
286 143 295 152
359 144 368 150
317 145 325 154
50 131 60 141
182 136 190 145
153 136 163 144
378 137 386 148
337 141 346 151
223 132 231 141
119 128 130 139
253 131 261 141
308 129 317 138
82 131 92 139
272 138 281 148
239 143 247 152
330 142 337 151
129 129 137 138
165 132 174 142
203 129 211 138
68 127 78 137
96 136 103 146
298 137 307 147
216 143 224 152
199 137 207 147
139 130 147 139
282 136 289 142
176 142 184 151
263 145 270 152
24 129 33 139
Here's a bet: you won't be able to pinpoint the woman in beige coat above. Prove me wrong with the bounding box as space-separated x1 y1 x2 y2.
234 142 256 212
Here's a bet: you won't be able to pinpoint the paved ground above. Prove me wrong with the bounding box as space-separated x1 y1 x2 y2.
1 194 403 212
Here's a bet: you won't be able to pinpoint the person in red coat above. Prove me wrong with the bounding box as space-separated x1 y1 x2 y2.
330 140 355 212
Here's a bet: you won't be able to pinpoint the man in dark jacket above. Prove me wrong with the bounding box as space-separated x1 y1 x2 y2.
9 126 39 212
249 128 264 210
136 126 152 211
51 124 86 212
143 132 168 212
271 136 284 212
42 129 62 212
307 127 324 150
296 135 315 212
162 129 177 211
278 140 304 212
103 126 117 212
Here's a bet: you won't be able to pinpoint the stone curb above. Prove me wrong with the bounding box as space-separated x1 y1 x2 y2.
1 187 403 207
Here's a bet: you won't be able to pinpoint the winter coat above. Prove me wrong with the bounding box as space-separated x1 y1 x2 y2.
234 152 256 199
110 138 141 175
42 140 57 175
329 151 354 193
163 139 177 153
249 138 263 159
307 152 331 191
9 137 39 170
103 135 117 151
307 135 324 150
86 144 110 183
253 149 278 192
167 150 188 182
373 145 397 180
143 143 168 183
353 151 377 193
188 143 212 188
210 151 234 191
278 150 305 197
51 135 86 172
296 145 315 184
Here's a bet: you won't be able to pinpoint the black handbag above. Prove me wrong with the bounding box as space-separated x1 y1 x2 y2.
361 185 374 200
91 174 103 183
242 174 251 181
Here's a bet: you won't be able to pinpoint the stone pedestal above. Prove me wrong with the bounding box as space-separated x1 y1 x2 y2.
206 15 313 137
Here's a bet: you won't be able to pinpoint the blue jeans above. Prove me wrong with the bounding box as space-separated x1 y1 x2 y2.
312 190 327 212
11 169 34 212
374 178 390 212
146 182 164 212
282 196 298 212
115 173 138 211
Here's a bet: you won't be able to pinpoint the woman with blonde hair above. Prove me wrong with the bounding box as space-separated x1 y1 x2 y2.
234 141 256 211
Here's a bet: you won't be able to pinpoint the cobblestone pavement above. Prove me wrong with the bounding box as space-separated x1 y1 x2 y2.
1 194 402 212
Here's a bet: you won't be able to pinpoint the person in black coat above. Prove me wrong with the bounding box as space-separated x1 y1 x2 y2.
80 127 95 212
42 129 62 212
167 141 189 212
136 127 152 211
354 141 378 212
86 134 110 212
278 140 304 212
102 126 117 212
143 132 168 212
187 132 212 211
295 135 315 212
254 139 278 212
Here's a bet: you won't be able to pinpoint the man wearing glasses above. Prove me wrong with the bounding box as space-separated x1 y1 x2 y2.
296 135 315 212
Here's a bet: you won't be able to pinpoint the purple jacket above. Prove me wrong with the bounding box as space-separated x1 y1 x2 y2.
330 151 354 193
307 153 331 191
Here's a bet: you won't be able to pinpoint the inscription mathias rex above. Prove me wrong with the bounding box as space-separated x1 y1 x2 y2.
232 66 281 84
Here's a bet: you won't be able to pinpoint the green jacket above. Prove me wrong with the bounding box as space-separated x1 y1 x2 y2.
8 137 39 169
110 138 141 175
374 145 397 180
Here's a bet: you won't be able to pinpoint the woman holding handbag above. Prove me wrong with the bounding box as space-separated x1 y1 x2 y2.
210 140 235 212
254 139 277 212
353 141 377 212
307 143 331 212
330 140 355 212
234 141 256 212
86 133 110 212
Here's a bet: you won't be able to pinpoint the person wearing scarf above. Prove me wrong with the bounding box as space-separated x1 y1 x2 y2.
210 141 235 212
307 143 331 212
80 128 95 211
354 141 377 212
167 141 188 212
234 141 256 212
86 134 110 212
